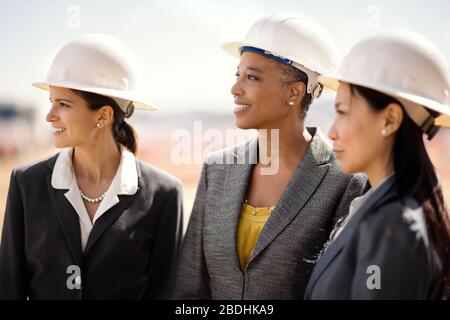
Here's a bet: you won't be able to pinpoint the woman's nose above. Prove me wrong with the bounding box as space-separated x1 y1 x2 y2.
328 120 338 142
46 105 57 123
231 80 244 98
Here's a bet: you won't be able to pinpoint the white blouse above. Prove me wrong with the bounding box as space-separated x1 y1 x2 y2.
50 145 138 251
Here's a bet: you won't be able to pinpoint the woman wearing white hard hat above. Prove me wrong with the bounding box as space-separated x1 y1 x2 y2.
0 34 183 299
304 30 450 299
174 13 367 299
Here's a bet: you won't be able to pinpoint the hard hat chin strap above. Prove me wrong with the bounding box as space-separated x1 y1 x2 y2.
398 97 440 140
291 62 322 99
112 97 134 113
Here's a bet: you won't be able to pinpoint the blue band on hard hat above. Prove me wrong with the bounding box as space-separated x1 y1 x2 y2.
240 46 294 67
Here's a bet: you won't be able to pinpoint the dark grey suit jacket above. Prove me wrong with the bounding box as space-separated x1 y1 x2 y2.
0 153 183 300
174 127 367 299
304 175 443 300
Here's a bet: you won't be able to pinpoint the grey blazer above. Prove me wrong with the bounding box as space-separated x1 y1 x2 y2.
174 127 367 299
304 175 443 300
0 154 183 299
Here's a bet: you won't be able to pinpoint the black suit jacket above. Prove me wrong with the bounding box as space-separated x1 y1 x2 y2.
304 176 443 300
0 154 183 300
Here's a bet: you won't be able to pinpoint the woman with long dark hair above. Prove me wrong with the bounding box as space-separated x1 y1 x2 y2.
305 30 450 299
0 34 183 299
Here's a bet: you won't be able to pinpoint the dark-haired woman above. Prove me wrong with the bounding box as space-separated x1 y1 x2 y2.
0 34 183 299
305 30 450 300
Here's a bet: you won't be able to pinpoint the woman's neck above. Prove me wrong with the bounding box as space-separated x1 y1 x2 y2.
365 155 394 190
257 123 311 169
72 137 121 184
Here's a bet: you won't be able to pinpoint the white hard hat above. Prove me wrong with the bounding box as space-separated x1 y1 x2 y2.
33 34 156 112
222 13 338 98
319 30 450 136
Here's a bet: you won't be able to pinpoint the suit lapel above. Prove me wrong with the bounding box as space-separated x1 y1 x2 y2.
46 151 141 261
46 173 83 266
83 162 142 256
217 139 257 271
304 175 397 297
248 128 332 265
82 194 138 255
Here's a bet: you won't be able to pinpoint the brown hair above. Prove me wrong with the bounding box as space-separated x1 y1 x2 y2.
71 89 138 154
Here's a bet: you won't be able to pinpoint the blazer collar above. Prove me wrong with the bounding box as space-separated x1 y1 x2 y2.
249 127 333 265
304 127 333 166
51 145 138 195
218 127 333 271
304 174 397 298
46 145 141 262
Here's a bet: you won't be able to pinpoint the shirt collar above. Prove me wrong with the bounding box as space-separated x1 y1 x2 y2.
114 145 138 195
51 147 75 189
348 172 395 214
51 145 138 195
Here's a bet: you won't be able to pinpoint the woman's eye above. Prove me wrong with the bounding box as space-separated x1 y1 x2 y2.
234 72 258 81
336 109 346 115
59 102 69 108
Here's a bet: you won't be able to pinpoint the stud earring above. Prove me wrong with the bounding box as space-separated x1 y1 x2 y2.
96 123 101 128
381 128 387 136
288 101 294 106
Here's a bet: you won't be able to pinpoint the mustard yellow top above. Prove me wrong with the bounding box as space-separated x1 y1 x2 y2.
236 202 275 270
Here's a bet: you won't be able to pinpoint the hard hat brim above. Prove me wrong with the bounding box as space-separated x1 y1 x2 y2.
221 41 244 59
319 74 450 128
32 81 157 111
222 41 332 80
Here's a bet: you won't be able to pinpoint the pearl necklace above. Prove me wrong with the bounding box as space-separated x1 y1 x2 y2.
80 190 107 203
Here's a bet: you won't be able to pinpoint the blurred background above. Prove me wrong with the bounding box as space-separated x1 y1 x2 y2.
1 0 450 234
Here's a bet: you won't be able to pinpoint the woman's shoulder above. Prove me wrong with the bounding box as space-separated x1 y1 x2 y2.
136 159 182 191
203 138 256 167
367 196 422 224
359 196 429 248
12 152 60 181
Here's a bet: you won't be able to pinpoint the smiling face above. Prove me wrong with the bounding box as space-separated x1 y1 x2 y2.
46 86 101 148
230 52 298 129
328 82 392 175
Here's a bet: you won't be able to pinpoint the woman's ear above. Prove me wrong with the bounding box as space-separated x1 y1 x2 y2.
97 105 115 127
288 81 306 105
382 102 404 136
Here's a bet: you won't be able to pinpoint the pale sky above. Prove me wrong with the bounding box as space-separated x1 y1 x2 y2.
1 0 449 117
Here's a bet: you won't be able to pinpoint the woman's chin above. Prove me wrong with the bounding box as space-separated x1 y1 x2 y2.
53 140 70 149
236 114 263 129
342 166 360 176
235 119 253 130
337 161 353 174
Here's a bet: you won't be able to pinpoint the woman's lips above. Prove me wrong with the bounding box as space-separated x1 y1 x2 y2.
333 149 343 157
53 127 66 136
233 104 251 114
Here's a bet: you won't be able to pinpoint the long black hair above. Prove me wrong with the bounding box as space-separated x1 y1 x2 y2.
71 89 138 154
350 84 450 297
